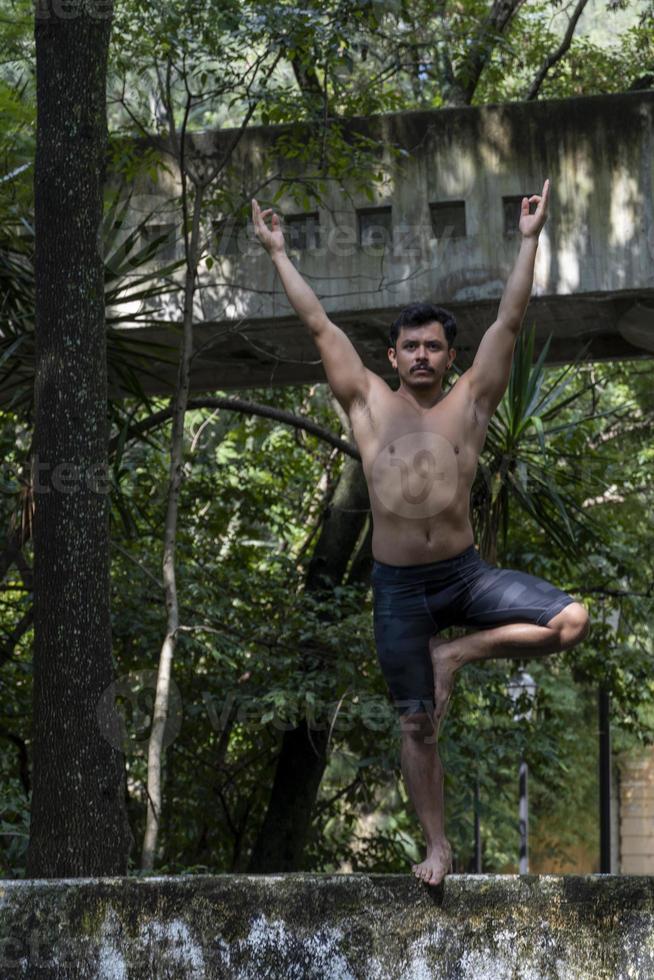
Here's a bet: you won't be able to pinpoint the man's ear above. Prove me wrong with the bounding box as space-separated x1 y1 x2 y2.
447 347 456 369
388 346 397 369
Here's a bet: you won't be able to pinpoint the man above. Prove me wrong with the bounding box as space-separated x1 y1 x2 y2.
251 182 589 887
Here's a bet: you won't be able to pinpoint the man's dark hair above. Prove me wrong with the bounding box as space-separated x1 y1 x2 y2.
389 302 457 349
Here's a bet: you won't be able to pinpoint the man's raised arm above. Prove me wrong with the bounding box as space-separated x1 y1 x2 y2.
464 179 550 419
251 199 372 413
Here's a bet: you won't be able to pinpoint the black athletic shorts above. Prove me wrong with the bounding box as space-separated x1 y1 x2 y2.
371 544 576 716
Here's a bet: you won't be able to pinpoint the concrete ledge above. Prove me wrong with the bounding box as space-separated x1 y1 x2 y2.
1 873 654 978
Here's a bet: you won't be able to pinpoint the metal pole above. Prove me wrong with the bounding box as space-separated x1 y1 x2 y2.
508 671 536 875
599 684 612 873
519 757 529 874
473 777 482 872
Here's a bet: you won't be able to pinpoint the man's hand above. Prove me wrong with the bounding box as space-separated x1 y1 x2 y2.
464 178 550 417
251 198 286 256
250 197 372 413
519 178 550 239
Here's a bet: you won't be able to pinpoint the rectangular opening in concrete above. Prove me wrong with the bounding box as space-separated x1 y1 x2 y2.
357 206 393 248
285 212 321 250
430 201 467 239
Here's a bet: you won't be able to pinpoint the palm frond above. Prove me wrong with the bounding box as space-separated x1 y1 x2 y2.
0 190 185 409
474 324 607 561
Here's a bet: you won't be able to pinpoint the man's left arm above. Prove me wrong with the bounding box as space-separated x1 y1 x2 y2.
464 178 550 419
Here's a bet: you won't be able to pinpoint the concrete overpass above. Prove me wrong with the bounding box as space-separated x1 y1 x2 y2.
120 91 654 393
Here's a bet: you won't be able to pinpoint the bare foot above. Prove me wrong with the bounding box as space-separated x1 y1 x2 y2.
429 636 465 728
412 839 453 886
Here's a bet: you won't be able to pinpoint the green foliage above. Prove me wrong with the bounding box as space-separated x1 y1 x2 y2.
2 347 653 876
1 0 652 878
472 327 608 561
0 192 184 410
92 354 653 876
0 0 34 200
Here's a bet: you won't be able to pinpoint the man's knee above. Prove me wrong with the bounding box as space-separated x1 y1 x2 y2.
550 602 590 649
399 710 437 742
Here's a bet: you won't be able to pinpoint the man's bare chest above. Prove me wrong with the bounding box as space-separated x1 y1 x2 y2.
352 389 480 470
349 386 485 518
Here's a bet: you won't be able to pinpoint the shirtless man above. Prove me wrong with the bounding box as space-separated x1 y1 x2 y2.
251 182 590 887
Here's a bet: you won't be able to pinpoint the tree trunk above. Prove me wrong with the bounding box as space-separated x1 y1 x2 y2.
26 0 132 876
140 182 204 871
248 455 370 871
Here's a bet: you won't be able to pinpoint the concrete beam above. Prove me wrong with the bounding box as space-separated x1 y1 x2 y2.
118 92 654 394
2 874 654 977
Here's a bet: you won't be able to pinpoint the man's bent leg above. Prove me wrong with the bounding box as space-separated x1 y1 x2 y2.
430 603 590 724
400 710 452 887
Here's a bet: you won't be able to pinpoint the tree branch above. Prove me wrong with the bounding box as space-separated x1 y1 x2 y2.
0 527 26 586
110 396 360 461
525 0 590 101
454 0 527 105
0 726 30 796
0 608 33 666
589 409 654 449
431 0 462 105
291 55 325 104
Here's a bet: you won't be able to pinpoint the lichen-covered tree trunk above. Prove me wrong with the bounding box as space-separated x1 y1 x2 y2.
248 455 370 872
26 0 132 876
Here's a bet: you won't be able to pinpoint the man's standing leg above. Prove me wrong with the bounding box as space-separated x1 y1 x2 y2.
401 604 589 887
400 709 453 885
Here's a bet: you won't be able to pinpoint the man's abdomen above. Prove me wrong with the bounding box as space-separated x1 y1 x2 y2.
364 428 477 564
370 505 474 565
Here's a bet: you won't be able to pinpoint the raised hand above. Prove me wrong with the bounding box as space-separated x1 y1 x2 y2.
519 178 550 239
251 198 286 255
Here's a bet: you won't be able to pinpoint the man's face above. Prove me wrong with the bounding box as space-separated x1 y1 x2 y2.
388 321 455 386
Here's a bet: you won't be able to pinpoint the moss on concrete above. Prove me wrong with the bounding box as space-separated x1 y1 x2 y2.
1 873 654 977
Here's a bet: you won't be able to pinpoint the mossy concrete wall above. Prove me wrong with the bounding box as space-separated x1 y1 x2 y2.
2 873 654 978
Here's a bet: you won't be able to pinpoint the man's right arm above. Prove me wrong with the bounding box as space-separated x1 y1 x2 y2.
252 199 372 413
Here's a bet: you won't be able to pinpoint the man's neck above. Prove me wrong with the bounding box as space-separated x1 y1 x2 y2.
396 382 447 411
